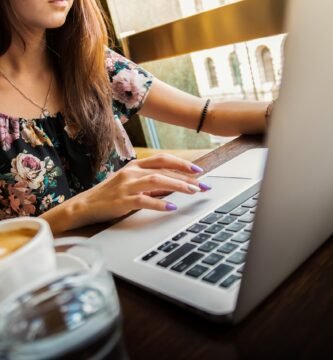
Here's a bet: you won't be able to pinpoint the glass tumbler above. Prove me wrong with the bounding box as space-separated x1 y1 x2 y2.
0 239 128 360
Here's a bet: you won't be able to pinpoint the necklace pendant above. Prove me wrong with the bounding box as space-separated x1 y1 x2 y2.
41 108 50 119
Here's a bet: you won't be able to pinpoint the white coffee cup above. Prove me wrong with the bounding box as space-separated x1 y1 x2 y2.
0 217 57 303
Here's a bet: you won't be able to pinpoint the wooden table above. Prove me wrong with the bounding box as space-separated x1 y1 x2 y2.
68 135 333 360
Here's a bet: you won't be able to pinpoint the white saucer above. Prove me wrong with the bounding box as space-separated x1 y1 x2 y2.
54 236 89 243
54 236 91 272
56 252 89 272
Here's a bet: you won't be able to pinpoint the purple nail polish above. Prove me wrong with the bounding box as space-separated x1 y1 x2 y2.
199 183 212 191
166 202 178 211
191 164 204 173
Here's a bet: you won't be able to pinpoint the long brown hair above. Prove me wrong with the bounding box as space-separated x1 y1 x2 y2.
0 0 114 174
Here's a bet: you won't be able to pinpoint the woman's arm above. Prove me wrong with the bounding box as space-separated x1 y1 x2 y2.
139 78 269 136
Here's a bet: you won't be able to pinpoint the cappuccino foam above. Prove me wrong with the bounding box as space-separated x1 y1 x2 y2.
0 228 37 260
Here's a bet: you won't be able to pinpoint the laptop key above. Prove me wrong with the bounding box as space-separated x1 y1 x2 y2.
230 207 248 216
203 264 234 284
215 202 239 214
242 199 258 208
237 265 245 274
227 251 247 265
225 222 246 232
239 213 255 223
218 215 237 225
244 223 254 232
217 242 238 254
142 251 158 261
186 264 209 278
241 242 250 251
198 241 219 253
220 275 241 288
172 232 188 241
200 213 223 224
162 242 179 253
202 253 224 265
215 184 260 214
215 195 248 214
205 224 224 234
158 241 171 250
231 232 250 243
171 252 204 273
158 241 179 252
191 233 211 244
187 224 207 233
212 231 233 242
157 243 196 268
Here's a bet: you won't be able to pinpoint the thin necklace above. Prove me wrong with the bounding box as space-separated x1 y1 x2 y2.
0 69 53 119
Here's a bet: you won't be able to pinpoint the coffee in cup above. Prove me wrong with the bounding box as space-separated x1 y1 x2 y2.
0 228 37 259
0 217 57 303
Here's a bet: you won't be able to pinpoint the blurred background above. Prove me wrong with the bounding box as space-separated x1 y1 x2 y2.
103 0 286 152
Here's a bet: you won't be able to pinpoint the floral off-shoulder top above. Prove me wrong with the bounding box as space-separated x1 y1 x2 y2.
0 49 153 219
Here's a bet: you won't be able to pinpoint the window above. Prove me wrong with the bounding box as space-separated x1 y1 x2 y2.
106 0 285 148
205 57 219 88
194 0 203 12
257 46 276 83
229 51 242 86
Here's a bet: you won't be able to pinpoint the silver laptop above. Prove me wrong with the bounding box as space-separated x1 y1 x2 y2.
89 0 333 322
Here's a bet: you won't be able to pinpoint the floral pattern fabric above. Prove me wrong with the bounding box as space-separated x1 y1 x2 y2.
0 49 153 219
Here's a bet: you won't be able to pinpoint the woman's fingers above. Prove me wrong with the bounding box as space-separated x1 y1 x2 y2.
136 153 204 175
125 165 208 190
158 168 206 187
128 194 178 212
127 174 201 195
149 168 211 192
143 190 172 197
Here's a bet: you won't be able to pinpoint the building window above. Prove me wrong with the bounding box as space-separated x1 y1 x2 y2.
257 46 276 83
195 0 203 12
229 51 242 86
205 57 218 88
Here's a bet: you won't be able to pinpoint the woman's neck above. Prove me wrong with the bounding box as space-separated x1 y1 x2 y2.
0 28 50 76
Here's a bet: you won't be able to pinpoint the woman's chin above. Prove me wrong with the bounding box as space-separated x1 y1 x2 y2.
45 17 68 29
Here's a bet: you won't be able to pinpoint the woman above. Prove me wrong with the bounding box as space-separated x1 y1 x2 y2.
0 0 270 235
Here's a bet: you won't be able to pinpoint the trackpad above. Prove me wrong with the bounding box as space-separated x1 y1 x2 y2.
206 148 268 180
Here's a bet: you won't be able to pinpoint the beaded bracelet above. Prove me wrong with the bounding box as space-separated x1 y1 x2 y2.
196 99 211 133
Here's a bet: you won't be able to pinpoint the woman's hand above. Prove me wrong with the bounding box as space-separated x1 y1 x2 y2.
41 153 212 234
73 153 211 226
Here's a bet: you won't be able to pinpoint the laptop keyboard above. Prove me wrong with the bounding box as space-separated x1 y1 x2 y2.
140 182 261 289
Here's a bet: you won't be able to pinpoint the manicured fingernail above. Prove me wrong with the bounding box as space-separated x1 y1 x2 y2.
166 202 178 211
199 182 212 191
188 184 201 193
191 164 204 173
